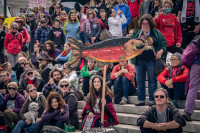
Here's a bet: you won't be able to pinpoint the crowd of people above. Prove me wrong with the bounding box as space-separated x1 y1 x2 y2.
0 0 200 132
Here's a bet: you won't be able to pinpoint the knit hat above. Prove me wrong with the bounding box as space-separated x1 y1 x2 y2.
40 18 46 23
172 52 182 61
54 18 61 24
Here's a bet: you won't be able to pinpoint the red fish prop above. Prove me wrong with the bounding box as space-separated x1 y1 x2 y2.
68 37 147 69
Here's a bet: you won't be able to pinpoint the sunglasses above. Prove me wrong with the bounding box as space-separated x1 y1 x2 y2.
41 22 46 24
19 62 24 65
27 72 33 76
60 84 69 88
29 88 36 93
29 16 34 18
12 28 17 29
8 87 16 90
154 95 165 99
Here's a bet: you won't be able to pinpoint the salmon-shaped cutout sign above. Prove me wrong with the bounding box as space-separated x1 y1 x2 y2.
68 37 148 69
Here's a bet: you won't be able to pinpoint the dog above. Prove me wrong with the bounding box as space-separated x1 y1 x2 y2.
24 102 39 123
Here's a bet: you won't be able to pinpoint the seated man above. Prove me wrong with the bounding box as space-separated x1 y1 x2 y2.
0 82 25 132
137 88 186 133
0 70 12 96
158 52 189 108
42 68 63 98
12 84 46 133
19 67 44 98
110 59 136 104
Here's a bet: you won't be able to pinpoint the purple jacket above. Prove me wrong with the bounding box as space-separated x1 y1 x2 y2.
42 104 70 124
2 92 25 113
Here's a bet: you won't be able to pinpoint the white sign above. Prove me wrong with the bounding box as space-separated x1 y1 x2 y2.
29 0 46 8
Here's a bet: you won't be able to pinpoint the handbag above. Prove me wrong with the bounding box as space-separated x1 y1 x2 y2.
98 19 112 41
63 123 75 132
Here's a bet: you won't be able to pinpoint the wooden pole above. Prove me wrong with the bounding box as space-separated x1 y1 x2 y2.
101 65 107 125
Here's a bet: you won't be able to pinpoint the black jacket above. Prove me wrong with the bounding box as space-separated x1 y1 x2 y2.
62 91 79 129
49 5 55 16
0 30 6 50
48 27 65 48
137 103 186 133
27 19 36 37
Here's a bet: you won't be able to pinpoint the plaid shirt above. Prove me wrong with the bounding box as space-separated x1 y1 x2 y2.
35 26 51 44
42 83 61 97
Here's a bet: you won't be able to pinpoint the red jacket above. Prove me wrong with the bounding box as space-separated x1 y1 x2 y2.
18 27 30 43
110 64 135 85
4 32 23 54
158 65 189 85
154 14 182 47
127 0 143 18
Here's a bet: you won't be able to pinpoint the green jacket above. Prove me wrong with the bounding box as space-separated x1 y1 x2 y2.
20 93 47 121
130 28 167 64
80 65 100 78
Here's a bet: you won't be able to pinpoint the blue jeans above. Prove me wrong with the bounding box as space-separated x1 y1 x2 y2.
12 120 39 133
135 60 157 102
114 76 136 104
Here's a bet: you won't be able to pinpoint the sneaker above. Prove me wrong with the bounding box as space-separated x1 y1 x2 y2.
119 97 128 105
135 102 145 106
172 100 178 108
182 111 192 121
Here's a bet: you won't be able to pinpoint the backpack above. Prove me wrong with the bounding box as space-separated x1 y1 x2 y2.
181 35 200 68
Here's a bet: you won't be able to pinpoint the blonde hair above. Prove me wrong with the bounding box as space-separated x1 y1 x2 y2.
162 0 173 9
7 82 18 89
86 8 97 18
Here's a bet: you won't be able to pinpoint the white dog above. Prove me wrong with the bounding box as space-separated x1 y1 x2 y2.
24 102 39 123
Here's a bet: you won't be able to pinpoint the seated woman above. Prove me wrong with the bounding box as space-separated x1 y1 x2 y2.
55 42 72 65
2 62 18 83
80 58 99 99
59 79 79 129
81 75 118 130
35 92 70 132
158 52 189 108
63 62 79 90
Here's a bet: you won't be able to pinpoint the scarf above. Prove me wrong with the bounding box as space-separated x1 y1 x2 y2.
62 48 71 57
181 0 200 23
85 17 98 33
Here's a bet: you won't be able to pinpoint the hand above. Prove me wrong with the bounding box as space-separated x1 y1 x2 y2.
168 84 174 89
153 123 164 131
122 69 128 74
101 98 106 105
156 51 162 60
91 37 96 44
193 25 200 34
24 92 29 99
165 79 173 86
36 118 42 123
25 119 32 125
117 10 122 15
176 43 181 48
49 78 54 84
55 57 59 61
7 109 13 112
88 112 94 118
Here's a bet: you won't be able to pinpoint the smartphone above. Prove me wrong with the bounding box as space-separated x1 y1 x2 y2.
163 9 171 13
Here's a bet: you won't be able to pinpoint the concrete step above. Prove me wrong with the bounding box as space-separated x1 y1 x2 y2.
128 96 200 110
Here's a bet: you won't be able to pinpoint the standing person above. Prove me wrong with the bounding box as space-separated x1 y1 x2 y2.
80 58 99 99
108 9 127 37
12 84 47 133
79 7 86 44
96 0 110 18
35 18 51 46
27 12 36 53
60 11 68 26
34 92 70 132
4 22 23 67
35 12 45 31
182 37 200 121
51 4 62 21
158 52 189 107
139 0 153 18
20 15 30 33
150 0 161 17
155 0 183 54
59 79 79 129
48 18 65 51
33 6 39 15
36 5 49 17
81 75 118 130
49 0 57 16
63 10 80 42
0 82 25 132
177 0 200 49
137 88 186 133
127 0 143 32
55 42 72 64
0 27 6 64
0 14 9 33
113 0 131 36
131 14 167 106
84 9 101 45
110 59 136 104
44 15 53 28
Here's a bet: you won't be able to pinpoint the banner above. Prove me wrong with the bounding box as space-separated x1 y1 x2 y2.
4 15 26 28
29 0 46 8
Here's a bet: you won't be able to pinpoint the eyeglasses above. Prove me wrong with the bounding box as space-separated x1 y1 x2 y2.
29 88 36 93
19 62 24 65
154 95 165 99
0 75 8 77
8 87 16 90
27 72 33 76
88 13 93 15
170 59 179 61
60 84 69 88
142 23 149 26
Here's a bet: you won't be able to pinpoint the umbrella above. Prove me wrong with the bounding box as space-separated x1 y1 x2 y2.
60 0 90 8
